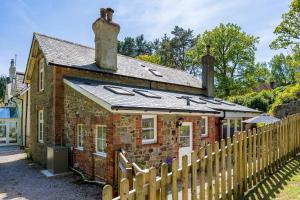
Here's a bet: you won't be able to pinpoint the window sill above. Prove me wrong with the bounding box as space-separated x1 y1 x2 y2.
93 152 107 158
75 147 84 151
201 135 209 138
142 140 157 145
38 140 44 144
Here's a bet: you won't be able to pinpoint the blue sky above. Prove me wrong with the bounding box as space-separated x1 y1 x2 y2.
0 0 291 76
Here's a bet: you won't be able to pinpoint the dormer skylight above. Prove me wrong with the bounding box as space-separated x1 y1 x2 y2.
149 69 163 77
177 96 206 106
214 98 236 106
133 89 161 99
199 96 222 105
104 86 134 96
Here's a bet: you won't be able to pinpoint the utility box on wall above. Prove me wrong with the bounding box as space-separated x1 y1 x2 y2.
47 146 68 174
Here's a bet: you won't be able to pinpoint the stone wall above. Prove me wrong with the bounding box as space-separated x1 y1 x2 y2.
29 56 205 168
274 100 300 119
30 55 54 166
64 84 218 183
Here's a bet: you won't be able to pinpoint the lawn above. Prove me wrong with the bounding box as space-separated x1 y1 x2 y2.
245 155 300 200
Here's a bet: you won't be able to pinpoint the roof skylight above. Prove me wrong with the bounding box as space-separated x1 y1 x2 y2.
177 96 206 106
133 89 161 99
104 86 134 96
199 96 222 105
149 69 163 77
214 98 236 106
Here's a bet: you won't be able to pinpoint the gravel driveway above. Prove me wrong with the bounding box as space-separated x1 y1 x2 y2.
0 150 101 200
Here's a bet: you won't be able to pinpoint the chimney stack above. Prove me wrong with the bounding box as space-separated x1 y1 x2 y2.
201 45 215 97
92 8 120 71
9 59 16 83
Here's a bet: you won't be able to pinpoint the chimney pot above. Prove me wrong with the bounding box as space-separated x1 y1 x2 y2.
106 8 114 22
100 8 106 20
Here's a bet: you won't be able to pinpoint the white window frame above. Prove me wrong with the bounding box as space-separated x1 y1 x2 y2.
77 124 84 150
201 116 209 137
38 110 44 143
141 115 157 144
95 125 107 157
39 59 44 92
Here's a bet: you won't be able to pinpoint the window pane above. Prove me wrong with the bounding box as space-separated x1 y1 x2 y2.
179 126 190 147
9 122 17 143
200 118 207 136
222 123 227 139
237 119 241 131
142 118 154 129
230 119 235 137
142 129 154 140
96 126 106 153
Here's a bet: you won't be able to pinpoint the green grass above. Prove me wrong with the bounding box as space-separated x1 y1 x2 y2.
245 155 300 200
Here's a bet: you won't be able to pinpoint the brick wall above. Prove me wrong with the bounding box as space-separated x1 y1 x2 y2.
64 84 218 183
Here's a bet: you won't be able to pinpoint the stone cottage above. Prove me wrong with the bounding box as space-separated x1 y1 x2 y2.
24 8 259 183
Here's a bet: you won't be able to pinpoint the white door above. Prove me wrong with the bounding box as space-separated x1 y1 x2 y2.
178 122 193 168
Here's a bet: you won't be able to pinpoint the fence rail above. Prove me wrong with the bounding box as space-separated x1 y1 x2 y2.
104 114 300 200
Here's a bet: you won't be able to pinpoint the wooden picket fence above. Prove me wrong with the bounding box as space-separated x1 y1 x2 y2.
103 114 300 200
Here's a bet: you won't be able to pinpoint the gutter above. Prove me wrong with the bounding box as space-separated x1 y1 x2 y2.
111 105 221 114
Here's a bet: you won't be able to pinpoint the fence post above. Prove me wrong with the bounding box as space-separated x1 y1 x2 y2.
233 135 238 199
182 155 188 200
221 139 226 199
191 151 197 200
238 132 243 195
243 132 247 193
214 142 220 200
149 167 156 200
227 137 232 199
102 185 113 200
257 127 261 182
252 129 257 186
207 144 213 200
161 163 168 200
199 147 205 200
136 173 145 200
120 178 129 200
248 129 253 189
261 126 266 179
171 158 178 200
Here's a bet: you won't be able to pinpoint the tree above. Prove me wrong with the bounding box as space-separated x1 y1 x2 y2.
240 62 271 90
269 53 295 86
270 0 300 50
118 37 136 57
135 54 161 65
157 26 194 70
187 23 259 97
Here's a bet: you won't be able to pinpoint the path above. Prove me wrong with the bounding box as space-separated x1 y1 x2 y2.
0 148 101 200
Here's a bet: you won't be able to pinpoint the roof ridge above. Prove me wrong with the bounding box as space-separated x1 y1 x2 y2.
117 54 198 76
33 32 200 80
34 32 94 50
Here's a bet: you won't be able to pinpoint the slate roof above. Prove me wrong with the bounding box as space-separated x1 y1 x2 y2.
15 72 27 93
34 33 202 88
0 107 18 119
64 77 260 114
